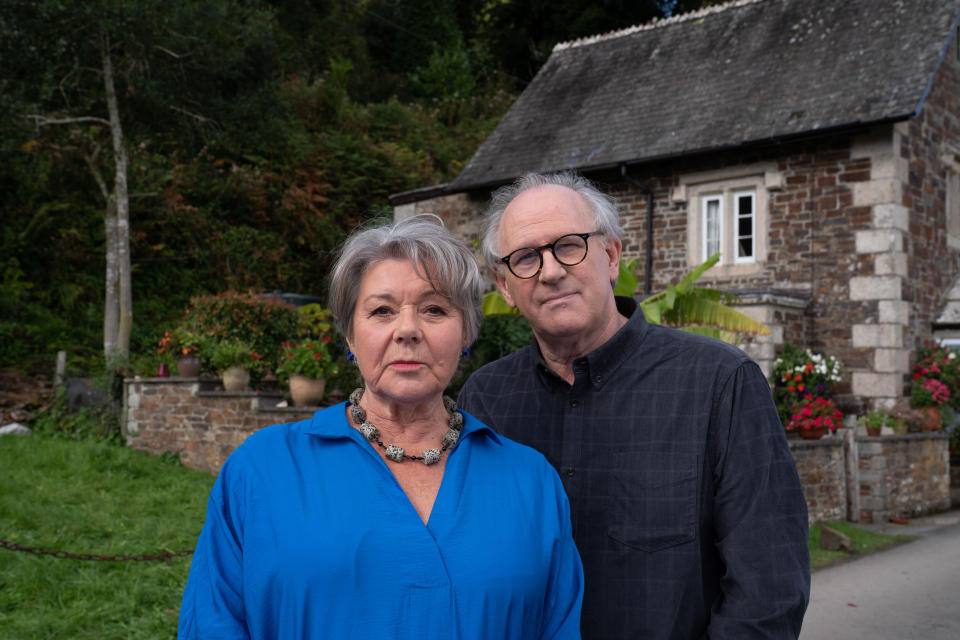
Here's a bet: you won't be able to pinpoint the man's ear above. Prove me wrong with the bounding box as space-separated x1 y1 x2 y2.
494 270 517 308
604 235 623 285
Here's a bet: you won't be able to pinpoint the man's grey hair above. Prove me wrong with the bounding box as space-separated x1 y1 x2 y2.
481 171 624 273
328 214 484 344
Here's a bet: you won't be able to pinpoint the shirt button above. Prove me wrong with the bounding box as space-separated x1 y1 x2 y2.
569 399 579 408
594 375 602 384
565 468 576 477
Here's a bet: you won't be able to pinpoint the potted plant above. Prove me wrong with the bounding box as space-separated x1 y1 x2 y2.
771 343 844 429
276 338 339 406
786 396 843 440
209 339 262 392
909 377 950 431
158 329 207 377
859 408 900 437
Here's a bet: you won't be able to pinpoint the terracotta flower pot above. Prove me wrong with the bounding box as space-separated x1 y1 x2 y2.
221 365 250 392
799 427 826 440
865 425 881 437
288 374 326 406
176 355 201 378
919 407 941 431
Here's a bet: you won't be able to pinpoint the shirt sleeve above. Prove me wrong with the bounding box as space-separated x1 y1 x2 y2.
178 457 250 640
540 471 585 640
707 361 810 638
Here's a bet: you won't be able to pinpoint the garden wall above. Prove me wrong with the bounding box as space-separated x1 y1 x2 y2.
123 376 317 475
123 377 952 523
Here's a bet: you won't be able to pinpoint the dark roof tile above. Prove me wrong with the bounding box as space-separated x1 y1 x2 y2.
450 0 959 191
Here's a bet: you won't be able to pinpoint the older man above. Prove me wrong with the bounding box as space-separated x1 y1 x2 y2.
458 172 810 639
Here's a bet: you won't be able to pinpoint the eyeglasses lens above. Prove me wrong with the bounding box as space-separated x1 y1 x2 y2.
507 233 589 278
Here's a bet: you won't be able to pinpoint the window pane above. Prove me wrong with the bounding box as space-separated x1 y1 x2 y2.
734 190 754 261
703 197 720 258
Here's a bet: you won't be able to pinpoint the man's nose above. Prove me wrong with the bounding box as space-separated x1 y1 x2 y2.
538 249 567 282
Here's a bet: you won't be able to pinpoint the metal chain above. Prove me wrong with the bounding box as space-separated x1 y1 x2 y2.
0 538 193 563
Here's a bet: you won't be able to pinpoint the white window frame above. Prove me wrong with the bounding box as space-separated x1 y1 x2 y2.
701 194 723 262
732 189 755 264
675 164 778 276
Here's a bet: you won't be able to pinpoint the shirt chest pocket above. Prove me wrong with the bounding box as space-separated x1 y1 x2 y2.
605 451 698 553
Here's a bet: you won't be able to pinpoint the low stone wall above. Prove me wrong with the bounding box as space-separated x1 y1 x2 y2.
123 379 953 524
123 376 320 475
856 433 951 524
789 438 847 523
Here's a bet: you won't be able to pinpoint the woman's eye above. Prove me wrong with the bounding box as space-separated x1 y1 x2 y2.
371 306 392 316
425 305 448 316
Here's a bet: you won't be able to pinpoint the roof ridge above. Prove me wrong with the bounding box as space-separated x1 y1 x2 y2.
553 0 770 51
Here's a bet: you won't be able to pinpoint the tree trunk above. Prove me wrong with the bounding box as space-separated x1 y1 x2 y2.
103 195 119 360
102 37 132 364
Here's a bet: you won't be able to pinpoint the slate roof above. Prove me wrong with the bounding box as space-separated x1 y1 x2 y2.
449 0 960 192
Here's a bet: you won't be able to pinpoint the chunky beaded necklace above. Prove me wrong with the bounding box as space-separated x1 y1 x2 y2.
348 388 463 465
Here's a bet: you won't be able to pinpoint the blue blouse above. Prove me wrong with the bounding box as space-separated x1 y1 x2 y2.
178 403 583 639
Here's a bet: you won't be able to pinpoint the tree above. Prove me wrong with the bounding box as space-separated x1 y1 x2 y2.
1 0 284 364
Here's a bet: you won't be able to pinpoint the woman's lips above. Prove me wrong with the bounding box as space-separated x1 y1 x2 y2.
389 360 423 371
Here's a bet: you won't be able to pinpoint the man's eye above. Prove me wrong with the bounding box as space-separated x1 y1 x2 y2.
512 250 539 266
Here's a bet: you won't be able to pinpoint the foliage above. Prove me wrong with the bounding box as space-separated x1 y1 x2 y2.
909 343 960 410
637 253 770 343
29 388 122 444
176 291 299 372
275 338 339 380
450 313 533 393
296 304 334 339
208 339 263 374
911 378 950 408
156 329 206 359
0 433 214 639
859 408 906 435
771 343 844 427
785 396 843 435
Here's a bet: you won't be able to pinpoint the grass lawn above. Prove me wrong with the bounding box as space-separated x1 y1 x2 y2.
0 434 214 639
0 432 916 637
809 520 914 570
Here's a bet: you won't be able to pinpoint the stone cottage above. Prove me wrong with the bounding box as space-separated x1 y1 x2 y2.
391 0 960 413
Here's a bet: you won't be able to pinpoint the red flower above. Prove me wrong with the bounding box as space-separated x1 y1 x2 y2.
313 353 320 359
323 336 331 343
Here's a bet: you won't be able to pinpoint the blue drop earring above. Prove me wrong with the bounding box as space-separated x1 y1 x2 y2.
461 347 471 358
347 349 355 362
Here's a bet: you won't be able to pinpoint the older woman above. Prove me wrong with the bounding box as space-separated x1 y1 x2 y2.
178 215 583 639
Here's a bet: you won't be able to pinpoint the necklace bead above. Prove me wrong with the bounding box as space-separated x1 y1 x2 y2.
348 388 462 465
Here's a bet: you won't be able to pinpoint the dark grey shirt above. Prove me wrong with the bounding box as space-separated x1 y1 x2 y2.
459 297 809 639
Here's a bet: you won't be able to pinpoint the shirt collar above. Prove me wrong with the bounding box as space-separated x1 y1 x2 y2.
529 296 649 390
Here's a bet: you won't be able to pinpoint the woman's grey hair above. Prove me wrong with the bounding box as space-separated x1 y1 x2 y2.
481 171 623 273
328 214 484 345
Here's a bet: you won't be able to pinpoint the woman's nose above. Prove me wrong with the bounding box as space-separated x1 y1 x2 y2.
395 307 422 341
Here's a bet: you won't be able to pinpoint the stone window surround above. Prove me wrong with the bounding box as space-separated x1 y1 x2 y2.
940 143 960 250
671 163 783 278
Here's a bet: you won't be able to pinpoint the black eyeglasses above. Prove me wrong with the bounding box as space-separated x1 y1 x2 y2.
499 231 602 279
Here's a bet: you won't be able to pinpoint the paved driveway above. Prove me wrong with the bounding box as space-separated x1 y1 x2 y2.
800 511 960 639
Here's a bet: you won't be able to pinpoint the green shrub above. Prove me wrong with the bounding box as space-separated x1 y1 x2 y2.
29 388 122 444
176 291 298 372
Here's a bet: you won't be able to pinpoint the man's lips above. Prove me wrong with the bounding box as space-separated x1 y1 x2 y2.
540 291 577 305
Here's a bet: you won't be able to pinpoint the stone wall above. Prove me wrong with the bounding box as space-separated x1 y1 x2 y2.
123 376 317 475
789 438 847 524
124 378 952 526
856 433 951 524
